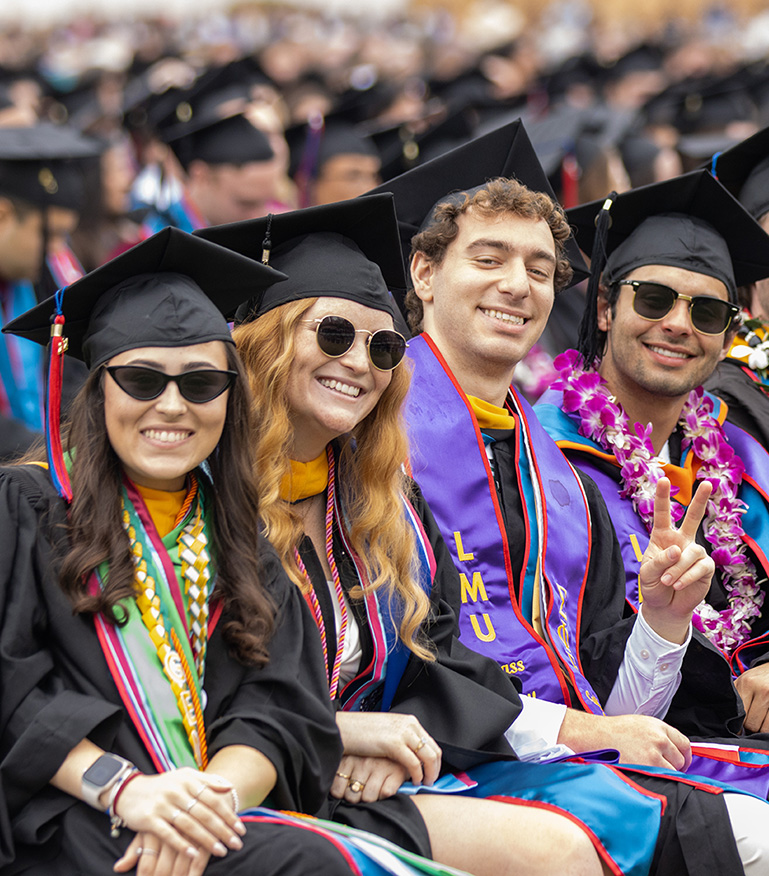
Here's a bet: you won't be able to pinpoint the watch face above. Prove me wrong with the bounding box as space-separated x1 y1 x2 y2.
83 756 124 786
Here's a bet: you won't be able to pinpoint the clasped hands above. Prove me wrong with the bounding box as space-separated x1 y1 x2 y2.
332 712 442 803
112 767 244 876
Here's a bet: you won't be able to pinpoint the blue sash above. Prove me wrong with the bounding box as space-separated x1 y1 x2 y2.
335 467 436 713
0 280 43 430
405 334 603 712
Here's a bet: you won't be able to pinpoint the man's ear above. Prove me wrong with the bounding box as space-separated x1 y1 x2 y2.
0 197 16 229
719 323 739 361
596 284 611 332
410 250 436 304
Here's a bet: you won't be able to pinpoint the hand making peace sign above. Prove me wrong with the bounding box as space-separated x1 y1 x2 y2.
638 476 715 644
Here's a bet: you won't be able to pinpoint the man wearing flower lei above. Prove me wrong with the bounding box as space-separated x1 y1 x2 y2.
701 125 769 448
368 125 769 827
537 171 769 752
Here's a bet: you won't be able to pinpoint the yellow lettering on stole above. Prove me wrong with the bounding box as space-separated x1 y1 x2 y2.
454 531 475 561
470 613 497 642
629 533 645 603
461 571 489 604
501 661 526 674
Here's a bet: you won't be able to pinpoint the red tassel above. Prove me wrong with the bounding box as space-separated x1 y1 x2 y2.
46 313 72 501
560 154 580 209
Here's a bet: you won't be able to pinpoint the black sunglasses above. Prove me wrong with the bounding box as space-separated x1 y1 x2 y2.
301 315 408 371
105 365 237 403
616 280 741 335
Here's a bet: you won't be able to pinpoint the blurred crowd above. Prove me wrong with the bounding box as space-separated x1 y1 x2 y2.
3 0 769 429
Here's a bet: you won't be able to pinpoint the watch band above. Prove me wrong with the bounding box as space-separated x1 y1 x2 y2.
81 754 135 810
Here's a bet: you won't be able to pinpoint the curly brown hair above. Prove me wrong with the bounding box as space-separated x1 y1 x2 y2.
405 177 573 333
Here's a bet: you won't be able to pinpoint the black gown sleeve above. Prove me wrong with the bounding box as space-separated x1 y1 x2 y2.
386 485 523 768
204 537 342 814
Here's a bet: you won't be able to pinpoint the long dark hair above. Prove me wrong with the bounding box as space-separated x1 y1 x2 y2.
58 344 275 665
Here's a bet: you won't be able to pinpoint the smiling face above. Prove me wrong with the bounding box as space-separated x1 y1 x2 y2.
285 297 394 461
597 263 733 412
104 341 230 491
411 207 557 404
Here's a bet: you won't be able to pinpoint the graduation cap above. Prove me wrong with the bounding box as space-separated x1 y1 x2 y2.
194 193 405 323
0 123 103 211
368 107 477 182
567 170 769 365
641 72 757 135
163 110 274 172
707 124 769 221
286 112 380 188
3 225 286 500
365 118 588 285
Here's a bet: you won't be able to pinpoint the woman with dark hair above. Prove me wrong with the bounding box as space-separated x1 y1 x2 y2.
199 194 768 876
0 226 387 876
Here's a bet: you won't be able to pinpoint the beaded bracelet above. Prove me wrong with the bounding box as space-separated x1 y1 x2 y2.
230 788 240 814
107 769 141 838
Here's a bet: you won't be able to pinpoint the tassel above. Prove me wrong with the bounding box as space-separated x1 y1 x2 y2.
560 152 580 209
576 192 616 369
45 287 72 502
294 113 325 210
261 213 274 265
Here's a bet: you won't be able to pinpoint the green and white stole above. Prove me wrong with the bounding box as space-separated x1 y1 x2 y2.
89 474 220 773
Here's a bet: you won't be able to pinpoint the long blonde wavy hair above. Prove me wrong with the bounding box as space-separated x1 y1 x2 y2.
233 297 435 662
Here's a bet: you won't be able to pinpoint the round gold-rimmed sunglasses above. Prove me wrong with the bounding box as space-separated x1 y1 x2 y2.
301 315 408 371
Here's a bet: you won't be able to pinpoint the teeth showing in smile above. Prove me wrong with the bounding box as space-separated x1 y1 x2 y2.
319 378 361 397
143 429 191 443
647 345 690 359
482 308 525 325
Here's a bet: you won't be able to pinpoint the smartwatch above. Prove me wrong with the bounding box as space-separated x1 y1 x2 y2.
81 754 135 810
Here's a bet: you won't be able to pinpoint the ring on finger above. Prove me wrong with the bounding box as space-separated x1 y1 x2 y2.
170 808 182 824
193 784 206 799
142 849 159 857
336 771 351 781
185 798 199 813
348 779 365 793
413 735 428 752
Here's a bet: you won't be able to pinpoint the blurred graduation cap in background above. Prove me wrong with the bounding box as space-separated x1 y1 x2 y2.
163 109 274 172
707 124 769 221
0 122 103 212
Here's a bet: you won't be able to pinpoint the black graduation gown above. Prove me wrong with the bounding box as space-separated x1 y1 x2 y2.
300 480 745 875
0 464 347 876
705 358 769 450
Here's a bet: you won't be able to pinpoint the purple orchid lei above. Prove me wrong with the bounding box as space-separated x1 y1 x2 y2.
553 349 763 655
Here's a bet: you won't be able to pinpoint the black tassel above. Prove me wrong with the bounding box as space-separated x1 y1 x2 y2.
576 192 616 369
261 213 274 265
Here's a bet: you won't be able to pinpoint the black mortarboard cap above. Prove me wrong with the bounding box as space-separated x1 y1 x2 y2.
0 123 103 211
365 118 588 284
163 110 274 172
708 124 769 220
286 115 380 180
194 194 404 322
3 225 287 369
567 170 769 363
368 107 477 182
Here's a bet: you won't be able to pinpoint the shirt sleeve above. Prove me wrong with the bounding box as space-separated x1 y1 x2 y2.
604 605 691 718
504 695 570 760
